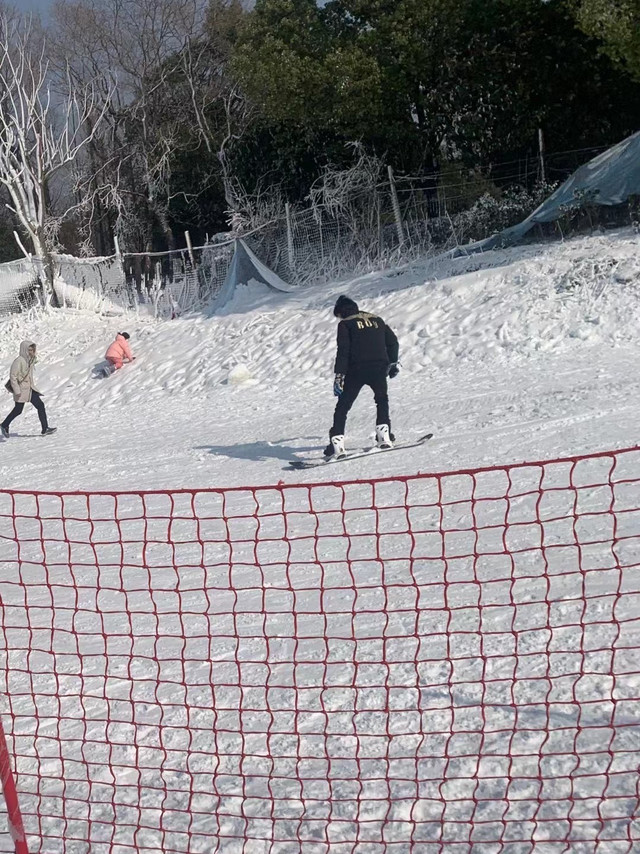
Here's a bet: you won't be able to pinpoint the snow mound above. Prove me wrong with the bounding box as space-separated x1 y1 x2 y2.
226 363 255 385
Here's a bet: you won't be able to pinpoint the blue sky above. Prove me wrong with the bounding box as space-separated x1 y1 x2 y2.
19 0 259 17
19 0 265 22
21 0 52 14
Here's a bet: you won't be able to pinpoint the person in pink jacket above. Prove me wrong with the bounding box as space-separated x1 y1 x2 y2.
105 332 135 371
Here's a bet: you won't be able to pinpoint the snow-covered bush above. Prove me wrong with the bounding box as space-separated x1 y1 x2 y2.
451 182 557 243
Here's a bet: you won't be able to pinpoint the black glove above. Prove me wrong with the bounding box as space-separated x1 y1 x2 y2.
333 374 345 397
388 363 399 379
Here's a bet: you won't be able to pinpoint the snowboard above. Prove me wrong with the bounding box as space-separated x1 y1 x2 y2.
288 433 433 470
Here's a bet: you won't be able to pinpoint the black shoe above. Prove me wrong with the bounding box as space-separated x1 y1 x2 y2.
323 443 335 458
41 427 57 436
0 425 8 438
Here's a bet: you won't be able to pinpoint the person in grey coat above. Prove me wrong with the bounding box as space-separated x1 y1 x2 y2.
1 341 56 437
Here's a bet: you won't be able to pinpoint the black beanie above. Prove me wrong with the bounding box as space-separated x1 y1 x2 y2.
120 332 130 339
333 295 359 318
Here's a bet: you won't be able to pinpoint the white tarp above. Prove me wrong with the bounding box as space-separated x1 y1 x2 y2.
212 239 294 312
445 129 640 258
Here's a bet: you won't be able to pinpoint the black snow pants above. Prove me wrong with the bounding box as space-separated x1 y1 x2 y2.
2 391 48 433
330 363 390 437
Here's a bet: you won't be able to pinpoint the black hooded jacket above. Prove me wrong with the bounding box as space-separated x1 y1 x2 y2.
334 311 399 375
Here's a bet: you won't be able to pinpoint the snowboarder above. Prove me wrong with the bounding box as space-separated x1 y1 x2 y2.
325 295 399 458
1 341 56 438
105 331 135 371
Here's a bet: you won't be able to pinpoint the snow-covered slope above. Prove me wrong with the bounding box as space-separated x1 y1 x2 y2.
1 228 639 490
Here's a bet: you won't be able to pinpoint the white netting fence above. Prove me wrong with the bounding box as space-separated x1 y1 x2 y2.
0 144 631 320
49 240 239 320
54 255 135 315
0 259 42 316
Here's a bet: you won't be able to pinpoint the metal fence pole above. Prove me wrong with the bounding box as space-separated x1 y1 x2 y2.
538 127 547 185
285 203 295 272
388 166 405 247
185 231 196 267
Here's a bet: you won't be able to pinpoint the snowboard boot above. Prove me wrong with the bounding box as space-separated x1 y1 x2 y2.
41 427 57 436
325 434 346 459
0 425 8 439
375 424 394 449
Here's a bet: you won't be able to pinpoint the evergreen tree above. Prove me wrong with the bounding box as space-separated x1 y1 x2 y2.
570 0 640 80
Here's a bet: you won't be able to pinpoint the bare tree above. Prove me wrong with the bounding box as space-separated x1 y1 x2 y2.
50 0 203 254
50 0 242 255
0 11 111 301
308 144 385 247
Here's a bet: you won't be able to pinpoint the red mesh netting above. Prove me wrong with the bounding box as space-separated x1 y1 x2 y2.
0 449 639 853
